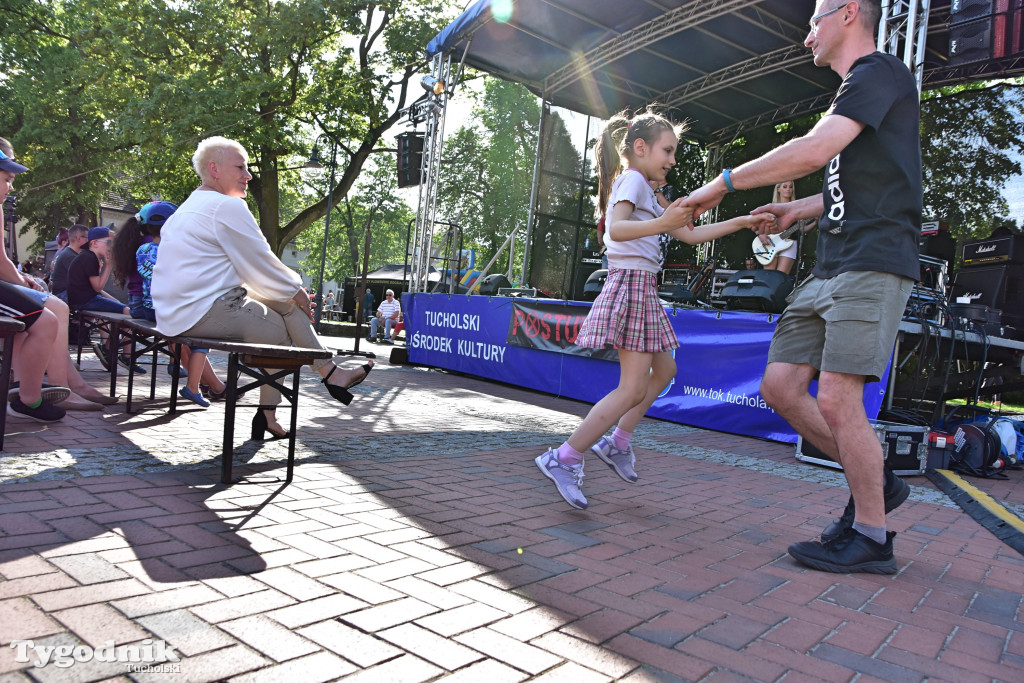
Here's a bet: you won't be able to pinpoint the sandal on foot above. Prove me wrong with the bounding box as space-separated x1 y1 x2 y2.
321 361 373 406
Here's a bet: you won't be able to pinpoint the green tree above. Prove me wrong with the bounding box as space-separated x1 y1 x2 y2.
295 155 414 287
437 78 541 272
920 81 1024 240
0 0 454 254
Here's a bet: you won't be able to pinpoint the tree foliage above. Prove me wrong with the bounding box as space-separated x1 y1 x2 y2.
0 0 453 256
920 81 1024 240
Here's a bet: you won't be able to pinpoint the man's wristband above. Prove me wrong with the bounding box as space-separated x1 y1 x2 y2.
722 168 737 193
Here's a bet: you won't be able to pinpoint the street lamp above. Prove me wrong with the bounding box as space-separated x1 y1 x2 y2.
307 134 337 333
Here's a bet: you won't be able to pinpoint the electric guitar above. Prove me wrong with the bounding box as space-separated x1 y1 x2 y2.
751 218 816 265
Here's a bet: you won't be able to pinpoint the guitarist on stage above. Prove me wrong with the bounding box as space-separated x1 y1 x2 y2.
682 0 921 575
755 181 815 274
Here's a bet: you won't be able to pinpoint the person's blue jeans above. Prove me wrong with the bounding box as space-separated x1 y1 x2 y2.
75 294 126 315
369 317 397 339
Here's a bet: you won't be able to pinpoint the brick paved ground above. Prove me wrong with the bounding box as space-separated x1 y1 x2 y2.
1 340 1022 681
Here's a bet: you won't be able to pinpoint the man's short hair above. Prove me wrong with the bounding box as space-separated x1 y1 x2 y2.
385 289 395 296
68 224 89 240
192 136 249 182
853 0 881 32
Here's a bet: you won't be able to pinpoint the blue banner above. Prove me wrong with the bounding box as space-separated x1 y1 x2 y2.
405 293 889 444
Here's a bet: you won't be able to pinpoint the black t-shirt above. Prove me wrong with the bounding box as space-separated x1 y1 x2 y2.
814 52 922 282
49 246 79 295
66 249 101 307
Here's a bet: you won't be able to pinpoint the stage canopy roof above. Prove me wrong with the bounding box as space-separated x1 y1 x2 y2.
428 0 1024 145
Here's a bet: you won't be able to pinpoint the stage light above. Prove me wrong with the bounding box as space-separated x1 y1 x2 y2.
420 75 446 95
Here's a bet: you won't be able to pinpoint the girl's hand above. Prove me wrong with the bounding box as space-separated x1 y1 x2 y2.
748 213 778 234
662 198 694 231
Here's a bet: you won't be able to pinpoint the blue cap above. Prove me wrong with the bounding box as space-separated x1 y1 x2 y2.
136 201 178 226
0 149 28 175
87 226 110 242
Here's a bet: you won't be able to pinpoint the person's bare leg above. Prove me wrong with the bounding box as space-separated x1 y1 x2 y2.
614 350 677 434
12 311 58 405
817 371 884 527
566 350 653 452
761 362 839 459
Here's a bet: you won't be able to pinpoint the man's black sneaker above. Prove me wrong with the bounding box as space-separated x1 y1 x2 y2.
92 342 112 371
117 355 146 374
788 527 897 574
9 397 66 423
821 468 910 543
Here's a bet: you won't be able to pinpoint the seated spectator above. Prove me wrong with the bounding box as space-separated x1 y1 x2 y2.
50 224 89 302
66 226 144 374
151 136 372 439
368 289 401 344
1 137 114 411
114 201 227 407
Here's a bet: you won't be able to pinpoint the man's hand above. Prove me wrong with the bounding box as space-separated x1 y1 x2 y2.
751 202 799 234
680 176 728 224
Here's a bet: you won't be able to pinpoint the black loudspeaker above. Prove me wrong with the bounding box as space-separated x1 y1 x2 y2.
573 261 600 301
396 132 424 188
582 269 607 302
950 17 996 64
951 0 997 25
477 273 511 296
719 270 793 314
950 264 1024 328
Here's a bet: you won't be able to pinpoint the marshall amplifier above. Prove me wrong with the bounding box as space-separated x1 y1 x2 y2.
961 233 1024 266
950 264 1024 330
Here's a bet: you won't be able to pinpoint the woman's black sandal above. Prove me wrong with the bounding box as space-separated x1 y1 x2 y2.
321 362 374 406
251 406 290 441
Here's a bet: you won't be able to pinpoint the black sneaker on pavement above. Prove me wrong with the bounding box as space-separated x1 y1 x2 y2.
92 342 112 371
788 527 897 574
118 355 146 374
9 397 66 423
821 468 910 542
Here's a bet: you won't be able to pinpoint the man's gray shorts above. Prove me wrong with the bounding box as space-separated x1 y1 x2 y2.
767 270 914 383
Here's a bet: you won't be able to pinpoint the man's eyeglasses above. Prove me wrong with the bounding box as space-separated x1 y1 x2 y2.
809 2 851 35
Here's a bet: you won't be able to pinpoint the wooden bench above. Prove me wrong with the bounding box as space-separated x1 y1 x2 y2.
0 315 27 451
81 311 332 485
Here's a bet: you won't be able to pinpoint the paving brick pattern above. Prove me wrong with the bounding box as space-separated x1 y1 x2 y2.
0 342 1022 680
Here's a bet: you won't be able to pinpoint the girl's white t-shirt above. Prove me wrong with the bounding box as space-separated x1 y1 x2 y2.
604 168 666 273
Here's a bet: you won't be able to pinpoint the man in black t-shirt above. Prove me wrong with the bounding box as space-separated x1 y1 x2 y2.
683 0 919 574
50 224 89 300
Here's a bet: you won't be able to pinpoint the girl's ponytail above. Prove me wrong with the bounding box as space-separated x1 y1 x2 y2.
111 217 145 288
595 113 630 218
595 108 687 218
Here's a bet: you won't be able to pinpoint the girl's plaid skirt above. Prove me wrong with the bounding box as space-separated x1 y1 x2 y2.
574 268 679 353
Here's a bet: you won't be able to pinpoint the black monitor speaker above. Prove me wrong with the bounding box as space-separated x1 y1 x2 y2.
950 264 1024 328
582 269 607 302
477 273 512 296
720 270 793 314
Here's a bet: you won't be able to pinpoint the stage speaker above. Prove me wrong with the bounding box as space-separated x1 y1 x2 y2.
396 131 424 188
962 232 1024 266
950 17 997 64
950 264 1024 328
951 0 998 24
581 269 607 302
477 273 511 296
572 261 600 301
719 270 793 314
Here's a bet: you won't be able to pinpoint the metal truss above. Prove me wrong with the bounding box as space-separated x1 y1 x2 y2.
409 52 453 294
662 44 811 112
878 0 932 91
707 90 836 146
543 0 752 97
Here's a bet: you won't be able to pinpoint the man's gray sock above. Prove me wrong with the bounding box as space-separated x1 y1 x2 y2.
852 521 887 545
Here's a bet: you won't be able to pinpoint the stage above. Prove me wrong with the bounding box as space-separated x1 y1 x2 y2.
404 293 891 444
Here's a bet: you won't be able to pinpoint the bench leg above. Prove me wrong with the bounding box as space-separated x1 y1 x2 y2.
0 334 14 452
126 329 137 413
169 344 182 414
285 369 300 484
107 322 119 398
221 353 240 484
